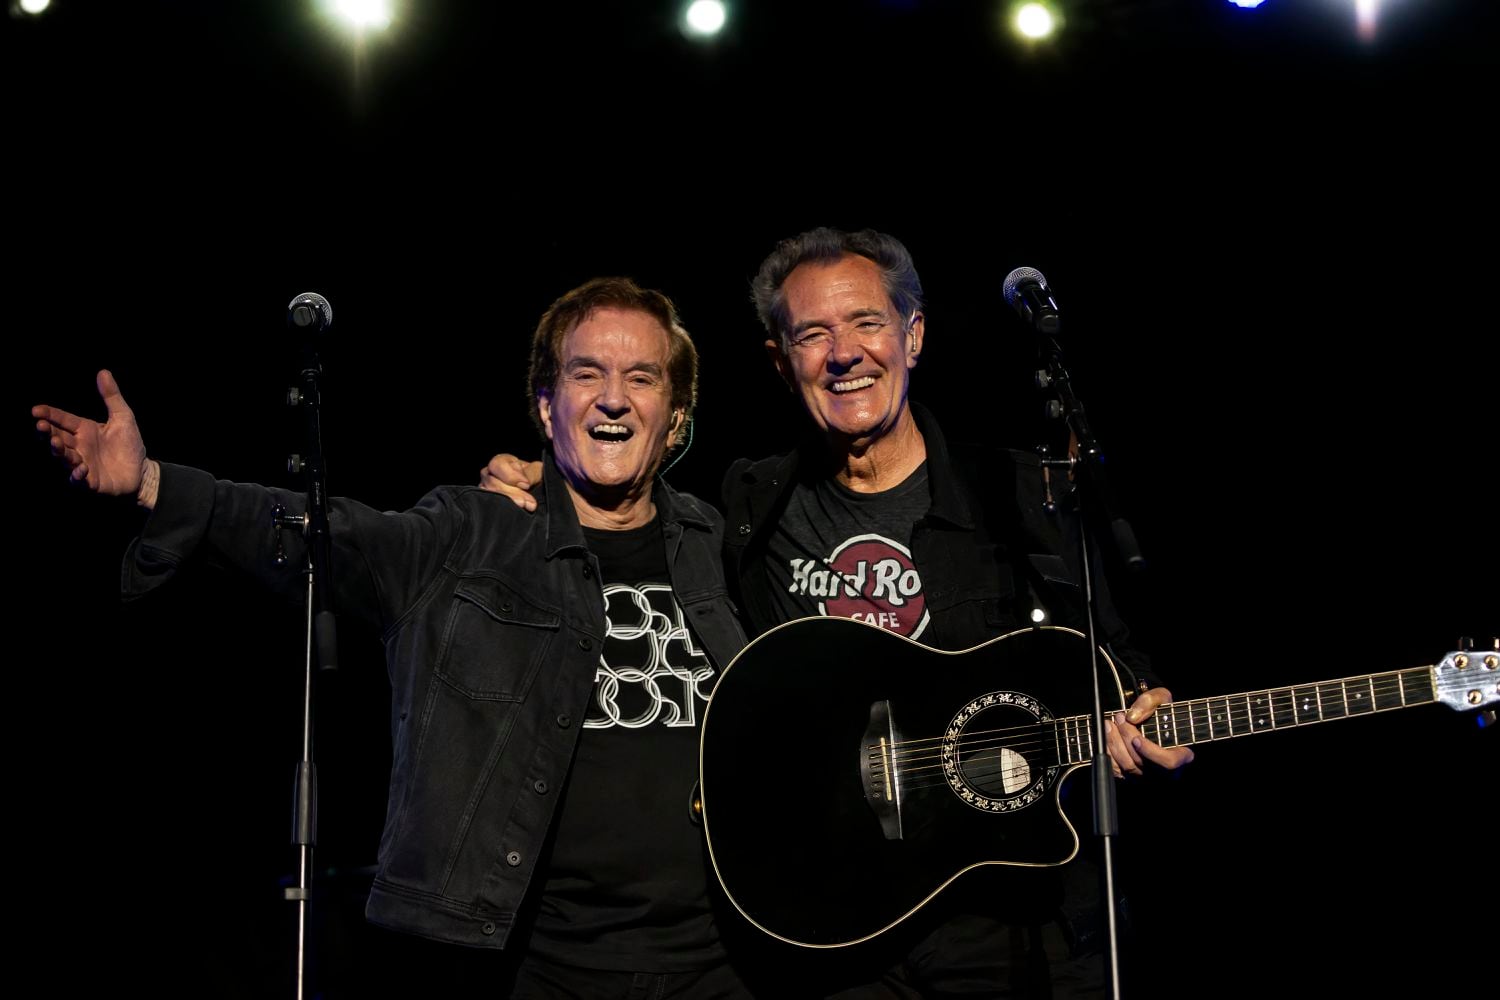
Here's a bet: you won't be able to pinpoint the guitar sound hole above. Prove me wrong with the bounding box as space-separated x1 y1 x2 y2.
956 705 1036 797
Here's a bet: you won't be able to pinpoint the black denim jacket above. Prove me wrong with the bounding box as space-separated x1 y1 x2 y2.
123 454 746 948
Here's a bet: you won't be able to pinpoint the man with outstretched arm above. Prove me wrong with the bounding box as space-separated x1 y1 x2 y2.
35 277 763 998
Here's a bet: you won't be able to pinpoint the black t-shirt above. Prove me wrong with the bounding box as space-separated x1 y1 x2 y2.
527 517 723 972
761 464 934 640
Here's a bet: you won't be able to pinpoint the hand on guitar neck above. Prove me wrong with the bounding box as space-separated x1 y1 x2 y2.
1107 686 1195 778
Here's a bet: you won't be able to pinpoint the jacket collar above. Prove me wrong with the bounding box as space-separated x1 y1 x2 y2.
540 451 712 559
763 401 975 531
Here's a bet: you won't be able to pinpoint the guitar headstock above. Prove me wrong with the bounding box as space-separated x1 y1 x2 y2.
1432 639 1500 713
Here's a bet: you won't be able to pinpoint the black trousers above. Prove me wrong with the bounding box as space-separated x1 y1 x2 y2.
506 953 757 1000
327 914 1106 998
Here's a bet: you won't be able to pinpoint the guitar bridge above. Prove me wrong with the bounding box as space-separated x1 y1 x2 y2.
861 700 904 840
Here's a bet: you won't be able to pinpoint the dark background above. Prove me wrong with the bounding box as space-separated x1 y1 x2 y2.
9 2 1496 997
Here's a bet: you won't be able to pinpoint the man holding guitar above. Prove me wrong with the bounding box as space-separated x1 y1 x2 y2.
714 228 1193 996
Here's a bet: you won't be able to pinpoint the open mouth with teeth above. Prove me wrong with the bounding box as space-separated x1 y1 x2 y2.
830 376 876 393
589 423 633 441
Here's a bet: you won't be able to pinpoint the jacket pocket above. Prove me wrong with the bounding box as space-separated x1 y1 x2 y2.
435 575 561 701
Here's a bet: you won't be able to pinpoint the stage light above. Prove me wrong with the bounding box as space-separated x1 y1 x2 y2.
329 0 392 31
11 0 52 16
1015 3 1055 40
1355 0 1379 41
682 1 728 38
1226 0 1269 8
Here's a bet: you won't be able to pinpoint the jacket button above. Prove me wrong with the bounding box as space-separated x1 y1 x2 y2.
738 524 750 536
481 922 496 936
506 851 522 867
500 601 512 613
578 638 593 651
533 779 548 794
556 714 571 728
582 564 593 578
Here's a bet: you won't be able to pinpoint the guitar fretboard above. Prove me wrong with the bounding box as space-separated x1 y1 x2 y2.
1056 667 1437 763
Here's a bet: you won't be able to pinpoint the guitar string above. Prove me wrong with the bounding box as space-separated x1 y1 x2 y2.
864 686 1442 792
868 673 1423 763
869 687 1442 795
862 677 1430 786
877 699 1421 771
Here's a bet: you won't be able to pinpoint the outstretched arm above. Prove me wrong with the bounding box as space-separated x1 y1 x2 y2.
33 369 158 506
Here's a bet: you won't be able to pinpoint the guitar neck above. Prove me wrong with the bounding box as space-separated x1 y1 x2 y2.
1074 666 1439 757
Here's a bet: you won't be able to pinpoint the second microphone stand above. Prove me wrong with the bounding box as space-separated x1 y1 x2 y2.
1034 330 1144 1000
276 294 341 1000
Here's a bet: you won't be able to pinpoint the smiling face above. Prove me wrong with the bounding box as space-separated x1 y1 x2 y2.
538 306 681 512
769 253 924 451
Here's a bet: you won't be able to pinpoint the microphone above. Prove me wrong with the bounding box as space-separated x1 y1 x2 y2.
1002 267 1059 336
287 292 333 332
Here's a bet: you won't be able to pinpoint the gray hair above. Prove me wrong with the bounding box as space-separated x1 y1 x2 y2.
750 227 925 342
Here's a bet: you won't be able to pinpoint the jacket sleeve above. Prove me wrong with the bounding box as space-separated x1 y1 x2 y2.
121 462 464 637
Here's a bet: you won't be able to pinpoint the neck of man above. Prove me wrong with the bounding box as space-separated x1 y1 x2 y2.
824 406 926 494
565 480 658 531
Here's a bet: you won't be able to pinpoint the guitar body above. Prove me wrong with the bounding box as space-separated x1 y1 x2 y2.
700 617 1122 948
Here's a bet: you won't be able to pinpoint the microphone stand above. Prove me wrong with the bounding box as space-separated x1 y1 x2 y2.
1034 330 1143 1000
275 298 341 1000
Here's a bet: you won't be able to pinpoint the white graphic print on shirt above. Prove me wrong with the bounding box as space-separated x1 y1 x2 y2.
785 532 929 640
586 583 715 730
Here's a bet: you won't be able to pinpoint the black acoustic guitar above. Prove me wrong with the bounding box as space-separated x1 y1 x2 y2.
698 617 1496 948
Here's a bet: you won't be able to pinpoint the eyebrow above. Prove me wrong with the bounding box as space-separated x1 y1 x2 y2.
789 307 889 336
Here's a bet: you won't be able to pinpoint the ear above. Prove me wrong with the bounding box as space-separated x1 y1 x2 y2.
764 337 793 388
905 312 925 369
537 390 555 441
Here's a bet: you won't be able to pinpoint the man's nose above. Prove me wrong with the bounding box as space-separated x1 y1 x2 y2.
828 328 865 369
596 375 630 415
